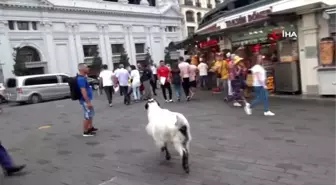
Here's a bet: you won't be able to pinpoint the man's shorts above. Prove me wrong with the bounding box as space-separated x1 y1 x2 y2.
81 103 95 120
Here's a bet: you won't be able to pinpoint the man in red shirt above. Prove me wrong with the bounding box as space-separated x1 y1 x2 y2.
157 60 173 102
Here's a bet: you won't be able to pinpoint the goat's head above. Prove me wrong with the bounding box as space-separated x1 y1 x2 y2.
144 98 160 110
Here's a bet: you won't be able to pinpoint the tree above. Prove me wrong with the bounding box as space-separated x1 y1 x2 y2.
119 46 130 67
144 47 153 66
88 46 102 77
12 47 31 76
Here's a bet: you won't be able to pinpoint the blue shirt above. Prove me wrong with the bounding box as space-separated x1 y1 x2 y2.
77 75 92 104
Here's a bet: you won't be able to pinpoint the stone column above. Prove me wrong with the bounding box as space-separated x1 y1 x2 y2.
128 25 136 65
65 22 78 75
0 20 14 80
41 21 57 73
145 26 153 55
298 12 319 94
123 24 136 65
96 23 108 66
102 24 113 69
73 23 84 63
160 26 166 62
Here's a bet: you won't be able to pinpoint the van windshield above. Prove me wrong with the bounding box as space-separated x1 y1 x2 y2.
6 78 17 88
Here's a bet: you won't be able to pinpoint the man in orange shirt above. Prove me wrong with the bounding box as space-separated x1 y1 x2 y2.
211 52 229 101
157 60 173 102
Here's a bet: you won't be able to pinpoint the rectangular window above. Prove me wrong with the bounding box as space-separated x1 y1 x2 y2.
24 76 58 86
166 26 176 32
135 43 145 54
17 21 29 30
187 26 195 37
8 21 14 30
111 44 124 55
6 78 17 88
32 22 37 30
83 45 98 57
60 75 69 83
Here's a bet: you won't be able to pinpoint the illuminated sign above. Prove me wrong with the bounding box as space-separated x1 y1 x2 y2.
225 7 272 28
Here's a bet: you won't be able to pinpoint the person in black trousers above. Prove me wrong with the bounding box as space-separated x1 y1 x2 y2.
99 65 114 107
157 60 172 102
150 64 157 96
178 57 191 101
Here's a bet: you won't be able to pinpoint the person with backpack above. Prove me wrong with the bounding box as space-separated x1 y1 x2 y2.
69 63 98 137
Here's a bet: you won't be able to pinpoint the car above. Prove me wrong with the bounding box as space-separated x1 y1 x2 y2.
0 83 7 104
5 73 70 104
87 77 100 90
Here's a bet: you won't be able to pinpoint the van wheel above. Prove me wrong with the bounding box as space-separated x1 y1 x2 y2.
30 94 41 104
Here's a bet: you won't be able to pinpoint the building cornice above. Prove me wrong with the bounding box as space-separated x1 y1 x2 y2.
0 2 181 20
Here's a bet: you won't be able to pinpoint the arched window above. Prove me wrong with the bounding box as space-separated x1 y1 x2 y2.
17 46 41 62
197 12 202 22
186 11 195 22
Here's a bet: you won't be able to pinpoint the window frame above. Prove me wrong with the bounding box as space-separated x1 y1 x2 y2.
17 21 29 30
111 44 124 55
135 43 145 54
24 76 58 86
83 45 99 58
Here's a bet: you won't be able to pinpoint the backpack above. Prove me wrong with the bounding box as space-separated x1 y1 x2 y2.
68 75 81 100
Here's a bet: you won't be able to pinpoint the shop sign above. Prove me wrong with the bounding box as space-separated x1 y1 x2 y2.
268 28 297 41
225 7 272 28
199 39 218 48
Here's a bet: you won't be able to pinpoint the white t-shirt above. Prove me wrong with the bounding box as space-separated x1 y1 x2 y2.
150 66 157 75
130 69 141 87
99 70 114 87
189 64 197 81
197 63 208 76
178 62 190 78
250 64 266 87
116 68 130 86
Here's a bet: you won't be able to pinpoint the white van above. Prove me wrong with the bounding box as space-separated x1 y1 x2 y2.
5 73 71 104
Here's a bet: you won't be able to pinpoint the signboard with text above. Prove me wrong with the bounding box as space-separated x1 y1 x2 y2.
224 7 273 28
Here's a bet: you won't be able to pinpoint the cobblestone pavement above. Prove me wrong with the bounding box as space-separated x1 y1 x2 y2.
0 91 335 185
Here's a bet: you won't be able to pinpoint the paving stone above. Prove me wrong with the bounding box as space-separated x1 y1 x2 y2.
0 92 334 185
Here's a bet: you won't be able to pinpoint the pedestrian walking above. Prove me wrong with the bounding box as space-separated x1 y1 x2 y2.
197 58 209 90
0 143 26 176
150 64 158 96
170 62 182 101
130 65 141 102
116 64 131 105
140 64 153 100
244 55 275 116
211 52 229 101
114 67 123 96
188 59 198 99
77 63 98 136
178 56 191 101
99 64 114 107
157 60 173 102
229 56 248 107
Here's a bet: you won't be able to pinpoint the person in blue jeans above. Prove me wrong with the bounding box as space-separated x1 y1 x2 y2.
77 63 98 137
244 56 275 116
170 63 182 102
0 143 25 176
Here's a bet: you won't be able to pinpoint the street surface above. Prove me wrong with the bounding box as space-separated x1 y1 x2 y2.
0 92 335 185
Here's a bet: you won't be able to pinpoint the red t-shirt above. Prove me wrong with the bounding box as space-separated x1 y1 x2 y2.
157 66 170 78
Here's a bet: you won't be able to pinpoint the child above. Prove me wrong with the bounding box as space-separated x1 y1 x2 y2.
230 56 248 107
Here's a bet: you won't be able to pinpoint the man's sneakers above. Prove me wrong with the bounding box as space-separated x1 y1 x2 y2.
109 103 113 107
264 111 275 116
233 102 242 107
4 165 26 176
83 127 98 137
244 103 252 115
165 99 173 103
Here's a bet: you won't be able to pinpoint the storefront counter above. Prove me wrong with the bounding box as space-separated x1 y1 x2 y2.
317 66 336 95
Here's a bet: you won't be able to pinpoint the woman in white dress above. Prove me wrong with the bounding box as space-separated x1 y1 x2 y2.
130 65 141 102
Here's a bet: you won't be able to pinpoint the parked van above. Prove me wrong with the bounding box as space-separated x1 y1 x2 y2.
5 73 71 104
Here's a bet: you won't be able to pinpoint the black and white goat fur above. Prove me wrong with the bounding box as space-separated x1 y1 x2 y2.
145 99 192 173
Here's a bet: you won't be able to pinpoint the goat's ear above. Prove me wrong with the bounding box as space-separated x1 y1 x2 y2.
144 103 149 110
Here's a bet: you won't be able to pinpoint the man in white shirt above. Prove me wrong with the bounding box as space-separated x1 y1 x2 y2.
115 64 131 105
114 67 123 96
244 55 275 116
178 56 191 101
99 65 114 107
197 59 208 90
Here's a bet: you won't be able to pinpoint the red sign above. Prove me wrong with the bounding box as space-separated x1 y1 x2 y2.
199 39 218 48
267 28 282 48
225 7 272 28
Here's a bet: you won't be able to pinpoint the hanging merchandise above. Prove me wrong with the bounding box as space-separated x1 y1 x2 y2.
319 37 335 65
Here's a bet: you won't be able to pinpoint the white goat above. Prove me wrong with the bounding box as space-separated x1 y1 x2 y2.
145 99 192 173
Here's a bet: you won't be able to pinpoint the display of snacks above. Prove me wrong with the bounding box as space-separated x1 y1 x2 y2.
280 56 295 62
266 76 274 91
319 37 335 65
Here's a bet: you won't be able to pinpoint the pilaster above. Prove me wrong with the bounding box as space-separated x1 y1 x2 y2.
123 24 135 65
145 26 153 56
0 20 14 81
102 24 113 69
160 26 166 62
96 23 108 66
73 23 84 64
65 22 78 75
41 21 57 73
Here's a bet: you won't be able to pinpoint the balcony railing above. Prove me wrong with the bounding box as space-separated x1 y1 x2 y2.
185 0 193 5
207 3 212 8
196 2 201 7
186 17 195 22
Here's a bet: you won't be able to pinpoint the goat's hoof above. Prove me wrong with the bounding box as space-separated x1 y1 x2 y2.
165 154 171 160
184 167 189 174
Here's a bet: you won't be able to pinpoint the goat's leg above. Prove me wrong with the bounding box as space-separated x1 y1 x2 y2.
173 142 189 173
161 143 171 160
